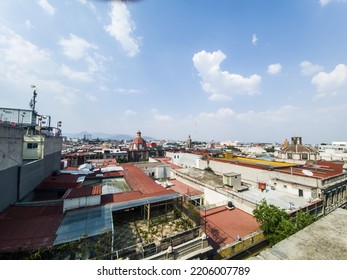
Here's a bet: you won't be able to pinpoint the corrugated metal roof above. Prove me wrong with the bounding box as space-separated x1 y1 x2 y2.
0 205 63 252
123 163 167 194
109 192 181 212
36 174 83 190
62 185 102 199
278 161 345 179
168 179 203 197
54 205 113 245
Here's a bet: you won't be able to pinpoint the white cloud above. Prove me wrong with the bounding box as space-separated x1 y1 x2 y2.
86 93 97 102
320 0 331 5
252 33 258 45
0 24 54 80
28 78 78 107
0 24 80 109
193 50 261 101
311 64 347 97
58 34 105 78
60 64 92 82
320 0 347 6
78 0 96 13
115 88 142 95
25 20 34 29
59 33 97 60
199 105 298 124
54 91 76 106
199 107 235 118
267 63 282 75
36 0 55 15
123 109 138 117
150 109 173 121
104 1 140 57
300 60 323 76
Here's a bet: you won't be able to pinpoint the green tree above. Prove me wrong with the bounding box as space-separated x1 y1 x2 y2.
265 146 275 153
292 209 314 231
253 199 288 236
253 199 314 246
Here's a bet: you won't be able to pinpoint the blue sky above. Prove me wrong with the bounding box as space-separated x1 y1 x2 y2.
0 0 347 143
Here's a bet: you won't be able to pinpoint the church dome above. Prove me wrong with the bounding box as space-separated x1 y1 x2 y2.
281 136 317 154
130 131 147 151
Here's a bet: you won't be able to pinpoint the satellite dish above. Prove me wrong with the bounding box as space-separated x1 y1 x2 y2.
302 169 313 176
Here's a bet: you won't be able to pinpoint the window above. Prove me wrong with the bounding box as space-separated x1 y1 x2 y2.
287 153 292 159
302 153 308 160
27 143 38 149
299 189 303 197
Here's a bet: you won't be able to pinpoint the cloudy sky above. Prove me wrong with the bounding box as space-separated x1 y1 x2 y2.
0 0 346 143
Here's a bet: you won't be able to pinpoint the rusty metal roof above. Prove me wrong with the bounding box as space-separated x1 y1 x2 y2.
62 185 102 199
0 205 63 253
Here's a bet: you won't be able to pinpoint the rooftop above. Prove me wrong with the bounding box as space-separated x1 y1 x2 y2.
251 208 347 260
201 206 260 249
167 179 203 197
212 156 296 170
175 167 310 210
278 161 345 179
122 163 168 194
0 205 63 252
0 160 181 254
62 185 102 199
36 174 83 190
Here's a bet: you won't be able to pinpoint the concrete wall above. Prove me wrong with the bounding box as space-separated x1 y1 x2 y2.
44 136 63 156
203 187 228 205
168 152 202 168
19 159 44 200
0 126 62 209
155 165 171 179
19 151 62 201
0 126 23 170
0 166 18 212
43 150 61 176
198 159 270 187
223 173 241 188
0 126 23 212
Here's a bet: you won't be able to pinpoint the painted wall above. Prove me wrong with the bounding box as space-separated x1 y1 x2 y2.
169 152 202 168
198 159 319 201
23 135 62 160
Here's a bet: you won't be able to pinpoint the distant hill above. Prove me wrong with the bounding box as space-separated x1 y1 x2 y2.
64 131 155 141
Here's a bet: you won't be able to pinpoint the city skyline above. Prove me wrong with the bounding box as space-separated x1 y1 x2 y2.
0 0 347 143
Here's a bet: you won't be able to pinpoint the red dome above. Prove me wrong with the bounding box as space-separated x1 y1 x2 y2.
130 131 147 151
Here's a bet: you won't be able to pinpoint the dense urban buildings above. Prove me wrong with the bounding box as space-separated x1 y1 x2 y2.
0 106 347 259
